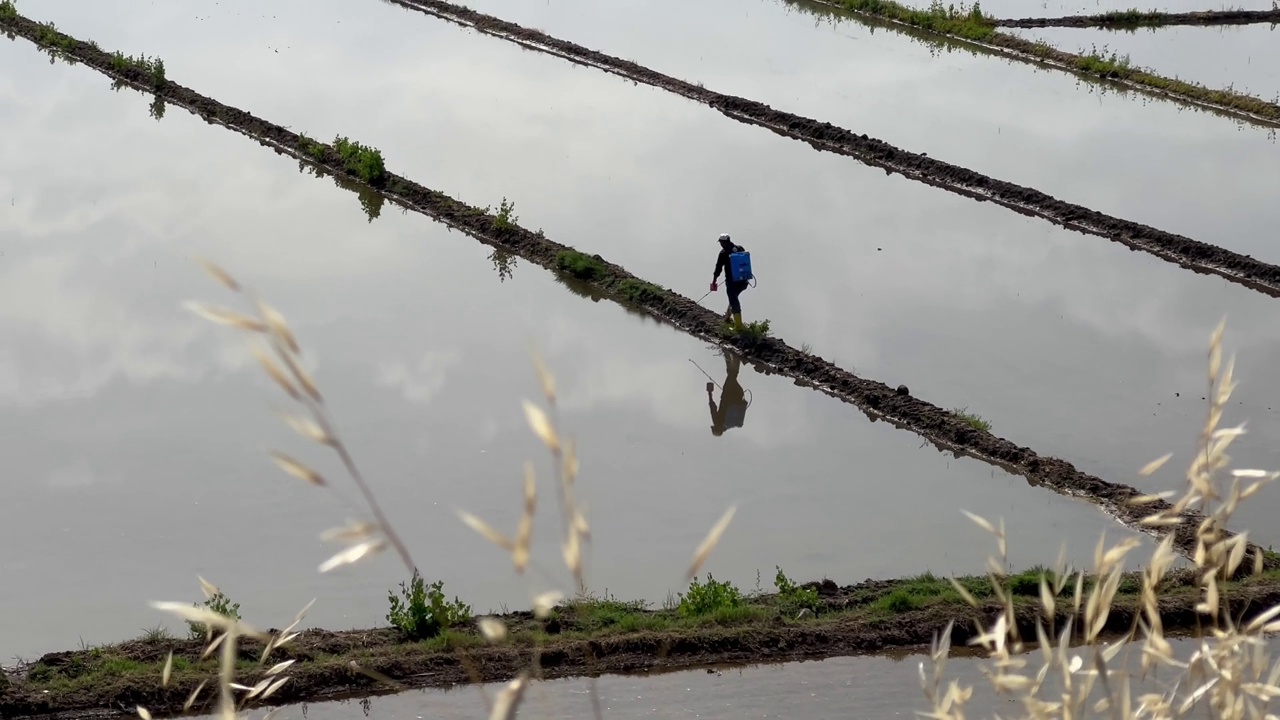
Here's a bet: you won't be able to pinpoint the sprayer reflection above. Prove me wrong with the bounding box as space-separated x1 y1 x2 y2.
692 350 753 436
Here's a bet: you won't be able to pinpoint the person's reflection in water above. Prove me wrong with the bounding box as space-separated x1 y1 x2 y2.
707 351 750 437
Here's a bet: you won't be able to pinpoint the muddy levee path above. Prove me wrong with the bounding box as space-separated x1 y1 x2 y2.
362 0 1280 300
6 568 1280 719
3 13 1272 567
992 8 1280 28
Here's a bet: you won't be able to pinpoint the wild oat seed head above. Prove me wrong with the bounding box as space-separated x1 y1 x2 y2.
317 539 387 573
184 680 207 711
478 616 507 643
529 346 556 405
522 399 560 453
197 575 220 599
489 673 528 720
456 509 515 551
162 650 173 687
320 521 380 544
686 504 737 580
183 301 267 333
251 345 303 401
948 577 978 607
256 299 301 355
533 591 564 619
1139 452 1175 477
149 602 265 638
193 257 242 292
278 410 331 445
270 450 325 486
961 510 997 537
261 676 290 699
273 342 323 403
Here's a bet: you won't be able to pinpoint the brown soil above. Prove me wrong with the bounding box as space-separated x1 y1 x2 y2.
4 12 1274 570
4 572 1280 719
994 9 1280 28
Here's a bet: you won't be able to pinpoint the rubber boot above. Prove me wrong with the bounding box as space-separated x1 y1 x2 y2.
732 313 743 331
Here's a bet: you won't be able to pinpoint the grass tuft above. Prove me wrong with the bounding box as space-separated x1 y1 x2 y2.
554 250 607 281
616 278 664 304
728 318 772 340
951 406 991 432
831 0 995 40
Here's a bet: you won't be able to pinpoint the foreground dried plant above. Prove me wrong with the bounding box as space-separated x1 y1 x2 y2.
173 258 738 719
920 319 1280 720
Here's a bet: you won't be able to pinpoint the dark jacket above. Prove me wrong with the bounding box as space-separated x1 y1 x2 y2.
714 244 748 286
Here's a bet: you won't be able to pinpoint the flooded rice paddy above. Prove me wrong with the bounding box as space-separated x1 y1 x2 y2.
1006 23 1280 104
0 35 1160 660
3 0 1280 714
25 0 1280 524
183 636 1258 719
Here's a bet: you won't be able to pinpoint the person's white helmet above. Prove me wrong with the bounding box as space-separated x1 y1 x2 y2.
718 233 731 243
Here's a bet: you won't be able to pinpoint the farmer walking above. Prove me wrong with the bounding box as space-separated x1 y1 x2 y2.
707 351 748 437
710 233 751 331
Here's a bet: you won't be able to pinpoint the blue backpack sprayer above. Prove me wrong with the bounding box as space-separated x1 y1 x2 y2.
696 239 758 312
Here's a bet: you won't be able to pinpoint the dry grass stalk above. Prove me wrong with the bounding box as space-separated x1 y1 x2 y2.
183 257 417 576
919 320 1280 720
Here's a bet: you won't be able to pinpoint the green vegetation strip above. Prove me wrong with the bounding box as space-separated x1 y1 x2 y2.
799 0 1280 124
6 566 1280 717
993 7 1280 29
1 6 1269 571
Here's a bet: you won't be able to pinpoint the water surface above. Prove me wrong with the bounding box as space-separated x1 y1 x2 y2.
1007 24 1280 103
185 636 1268 719
11 0 1280 552
35 0 1280 521
0 38 1156 660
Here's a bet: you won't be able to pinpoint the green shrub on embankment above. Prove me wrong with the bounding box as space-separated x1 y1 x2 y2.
0 0 17 20
13 561 1280 715
333 135 387 186
386 570 473 640
825 0 996 40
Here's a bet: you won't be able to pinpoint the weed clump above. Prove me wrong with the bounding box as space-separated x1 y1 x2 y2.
952 406 991 432
833 0 994 41
298 134 327 161
187 590 240 640
386 570 472 640
727 318 771 340
107 50 165 89
333 135 386 186
554 250 607 281
677 574 743 617
484 197 517 231
617 278 663 304
138 623 171 642
773 566 819 615
0 0 17 19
